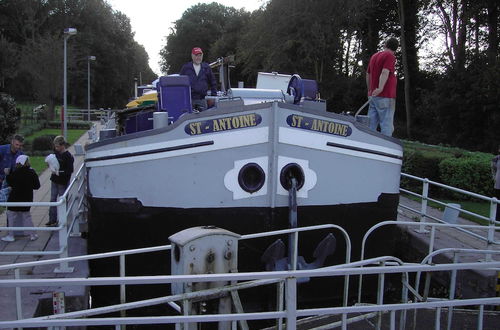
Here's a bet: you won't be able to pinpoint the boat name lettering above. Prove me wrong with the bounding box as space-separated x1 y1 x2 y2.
185 113 262 135
287 115 352 137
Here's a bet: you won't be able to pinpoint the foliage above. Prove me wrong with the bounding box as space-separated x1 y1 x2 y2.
0 0 156 111
160 2 250 76
1 0 499 152
402 141 496 199
439 153 495 198
46 121 91 130
32 134 57 152
24 128 87 146
18 122 46 140
0 93 20 144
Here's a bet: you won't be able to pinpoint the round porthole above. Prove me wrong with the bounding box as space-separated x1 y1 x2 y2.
280 163 305 190
238 163 265 193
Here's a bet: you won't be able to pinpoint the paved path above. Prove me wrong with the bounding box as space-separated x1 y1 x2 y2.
0 123 99 322
397 195 500 262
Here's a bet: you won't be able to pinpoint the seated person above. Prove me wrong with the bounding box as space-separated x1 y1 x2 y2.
179 47 217 111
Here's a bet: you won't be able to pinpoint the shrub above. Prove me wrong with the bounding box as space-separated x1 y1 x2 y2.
46 120 91 129
401 141 495 199
439 153 495 198
19 122 45 138
0 93 20 143
32 135 57 151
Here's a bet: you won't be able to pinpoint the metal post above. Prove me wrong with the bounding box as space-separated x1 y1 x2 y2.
87 56 96 121
447 253 459 330
288 177 298 271
285 277 297 329
55 198 74 273
15 269 22 320
485 198 497 262
416 178 430 233
63 28 77 141
63 36 68 140
120 254 126 329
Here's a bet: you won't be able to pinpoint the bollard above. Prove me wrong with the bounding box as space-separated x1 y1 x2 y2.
169 226 240 330
443 203 461 224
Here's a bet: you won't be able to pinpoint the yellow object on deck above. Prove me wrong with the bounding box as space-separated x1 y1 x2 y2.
126 91 158 108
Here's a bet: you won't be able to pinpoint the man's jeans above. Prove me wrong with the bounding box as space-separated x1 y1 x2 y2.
368 96 396 136
49 182 68 224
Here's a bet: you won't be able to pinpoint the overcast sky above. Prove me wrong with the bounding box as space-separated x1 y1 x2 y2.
106 0 265 76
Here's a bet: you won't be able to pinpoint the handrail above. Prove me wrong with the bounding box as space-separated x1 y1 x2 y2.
1 260 499 328
0 163 87 272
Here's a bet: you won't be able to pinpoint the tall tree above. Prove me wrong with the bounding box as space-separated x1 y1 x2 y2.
160 3 244 75
398 0 420 138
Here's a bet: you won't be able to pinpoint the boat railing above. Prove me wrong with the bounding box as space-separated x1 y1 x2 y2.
0 252 499 329
0 163 87 272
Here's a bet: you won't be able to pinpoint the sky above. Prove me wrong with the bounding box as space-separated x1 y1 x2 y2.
106 0 266 76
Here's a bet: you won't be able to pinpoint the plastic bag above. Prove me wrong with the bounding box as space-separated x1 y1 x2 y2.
0 180 11 202
45 153 60 175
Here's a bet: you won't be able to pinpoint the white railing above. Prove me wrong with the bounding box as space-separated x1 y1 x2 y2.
0 224 348 327
400 173 499 246
0 163 87 272
65 108 107 121
0 253 499 329
357 220 500 302
1 171 500 328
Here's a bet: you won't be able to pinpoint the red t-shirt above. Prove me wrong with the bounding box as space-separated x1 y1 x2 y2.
367 50 397 98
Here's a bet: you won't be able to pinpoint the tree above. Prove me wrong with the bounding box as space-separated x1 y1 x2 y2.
0 93 20 143
398 0 421 138
0 33 19 90
160 3 250 76
0 0 156 109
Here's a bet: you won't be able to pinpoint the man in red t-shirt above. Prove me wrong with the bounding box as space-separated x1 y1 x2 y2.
366 38 399 136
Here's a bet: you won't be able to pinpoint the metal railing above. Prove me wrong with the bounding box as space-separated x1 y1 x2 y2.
400 173 499 246
0 224 348 328
0 251 499 329
1 171 500 328
357 220 500 302
65 108 108 121
0 163 87 272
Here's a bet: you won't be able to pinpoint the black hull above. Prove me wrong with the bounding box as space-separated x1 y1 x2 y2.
87 193 399 317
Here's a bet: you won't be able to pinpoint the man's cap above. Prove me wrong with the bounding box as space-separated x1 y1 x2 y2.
16 155 28 165
192 47 203 55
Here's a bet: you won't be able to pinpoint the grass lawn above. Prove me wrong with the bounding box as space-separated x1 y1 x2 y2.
24 129 87 145
401 193 493 225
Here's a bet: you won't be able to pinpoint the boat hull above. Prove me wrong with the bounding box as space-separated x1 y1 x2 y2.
85 100 402 310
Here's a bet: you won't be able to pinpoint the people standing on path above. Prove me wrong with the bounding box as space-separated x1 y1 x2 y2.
1 155 41 242
46 136 74 227
366 37 399 137
179 47 217 112
492 145 500 221
0 134 24 186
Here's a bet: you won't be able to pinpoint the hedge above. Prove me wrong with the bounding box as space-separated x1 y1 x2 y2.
439 154 494 198
46 120 92 129
402 144 495 199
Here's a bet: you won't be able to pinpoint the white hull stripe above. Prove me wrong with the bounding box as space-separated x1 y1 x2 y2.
86 127 269 167
279 127 403 165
